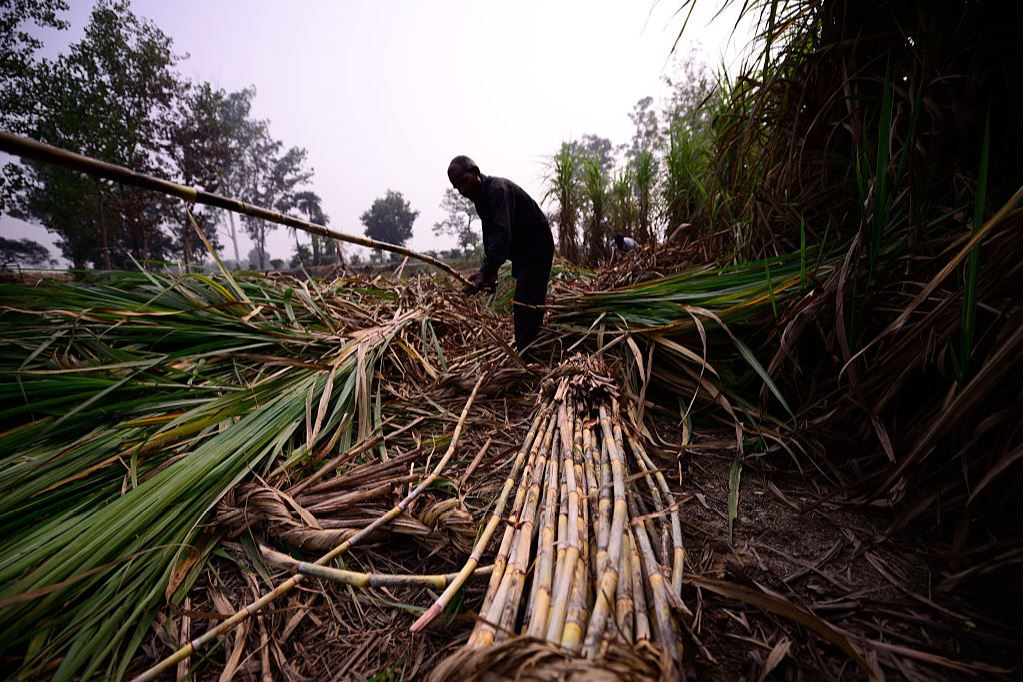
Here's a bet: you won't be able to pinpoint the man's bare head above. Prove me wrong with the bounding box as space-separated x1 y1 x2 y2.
448 155 482 200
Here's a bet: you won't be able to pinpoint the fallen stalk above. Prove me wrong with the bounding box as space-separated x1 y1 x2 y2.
626 431 685 595
468 412 558 642
412 404 553 633
260 545 493 588
581 405 629 657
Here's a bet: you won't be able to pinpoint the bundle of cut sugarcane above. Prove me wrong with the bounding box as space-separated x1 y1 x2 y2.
419 375 687 676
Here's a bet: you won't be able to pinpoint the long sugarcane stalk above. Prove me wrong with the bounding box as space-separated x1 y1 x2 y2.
134 375 485 682
626 432 685 596
521 448 555 631
629 531 652 642
525 447 560 637
596 434 612 580
560 405 591 651
633 439 671 569
474 423 555 646
261 545 494 588
560 444 591 652
614 528 634 645
582 404 630 657
577 410 599 593
466 413 557 641
582 425 602 586
628 490 678 660
545 401 582 642
501 436 557 628
411 404 551 632
0 130 470 286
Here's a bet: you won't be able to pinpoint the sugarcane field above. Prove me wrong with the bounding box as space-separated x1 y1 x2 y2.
0 1 1021 681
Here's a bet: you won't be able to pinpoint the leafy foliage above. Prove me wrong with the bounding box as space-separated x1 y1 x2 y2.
0 270 427 678
542 52 717 263
661 0 1023 604
544 143 582 263
0 1 320 272
432 188 480 255
361 190 419 255
0 0 69 133
580 155 608 264
0 236 53 268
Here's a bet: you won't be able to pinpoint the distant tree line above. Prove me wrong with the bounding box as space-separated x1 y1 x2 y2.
0 0 332 272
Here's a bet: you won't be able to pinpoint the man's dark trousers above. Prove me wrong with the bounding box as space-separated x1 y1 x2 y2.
512 254 553 353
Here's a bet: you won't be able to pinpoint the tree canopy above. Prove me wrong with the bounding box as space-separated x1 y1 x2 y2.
0 236 53 269
432 188 480 255
360 190 418 252
0 0 320 272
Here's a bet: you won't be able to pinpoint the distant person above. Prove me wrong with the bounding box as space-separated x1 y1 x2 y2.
448 155 554 355
612 233 637 257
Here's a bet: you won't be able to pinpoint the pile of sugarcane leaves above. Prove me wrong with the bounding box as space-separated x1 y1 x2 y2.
0 258 1016 681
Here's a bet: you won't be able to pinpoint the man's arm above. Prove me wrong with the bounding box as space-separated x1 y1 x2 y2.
479 187 512 280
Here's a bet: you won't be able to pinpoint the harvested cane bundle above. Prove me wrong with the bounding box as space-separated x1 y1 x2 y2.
427 371 687 680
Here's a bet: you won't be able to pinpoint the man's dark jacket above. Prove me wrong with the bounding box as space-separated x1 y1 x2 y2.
473 175 554 280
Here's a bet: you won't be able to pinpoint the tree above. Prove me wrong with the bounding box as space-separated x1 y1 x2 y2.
627 96 661 158
205 86 259 269
0 236 54 269
168 82 238 268
661 48 716 136
294 190 334 265
568 135 615 174
9 0 184 268
432 188 480 255
360 190 418 258
246 245 268 270
289 242 312 269
241 137 311 271
0 0 69 134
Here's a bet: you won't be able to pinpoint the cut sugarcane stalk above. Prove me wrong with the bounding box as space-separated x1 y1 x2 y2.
626 431 685 597
412 405 552 632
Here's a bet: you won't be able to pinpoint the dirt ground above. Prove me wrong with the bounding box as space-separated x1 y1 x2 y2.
677 449 1021 680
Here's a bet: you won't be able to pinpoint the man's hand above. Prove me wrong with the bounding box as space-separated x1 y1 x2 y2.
462 271 496 295
462 271 486 295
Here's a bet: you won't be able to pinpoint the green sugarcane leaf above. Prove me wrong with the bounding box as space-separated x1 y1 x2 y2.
727 450 742 546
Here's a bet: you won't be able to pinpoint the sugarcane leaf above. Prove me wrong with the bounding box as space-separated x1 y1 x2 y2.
683 574 879 679
727 450 741 545
730 336 792 417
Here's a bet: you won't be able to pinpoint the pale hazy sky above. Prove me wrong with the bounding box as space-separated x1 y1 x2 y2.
1 0 758 266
